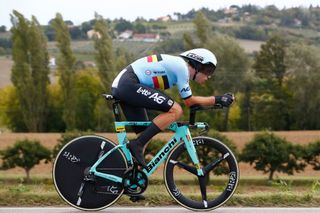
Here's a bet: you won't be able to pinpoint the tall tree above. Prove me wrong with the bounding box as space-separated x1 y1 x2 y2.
237 70 255 131
182 33 196 50
193 11 210 44
253 35 286 87
114 48 134 72
93 13 115 90
286 43 320 129
51 13 77 130
251 35 291 130
10 10 50 132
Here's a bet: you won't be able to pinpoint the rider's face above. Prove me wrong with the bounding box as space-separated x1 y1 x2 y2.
195 72 210 84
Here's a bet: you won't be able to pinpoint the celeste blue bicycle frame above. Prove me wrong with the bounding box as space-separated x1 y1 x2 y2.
88 120 208 184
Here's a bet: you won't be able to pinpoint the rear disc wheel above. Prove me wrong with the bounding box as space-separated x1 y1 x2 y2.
53 135 128 211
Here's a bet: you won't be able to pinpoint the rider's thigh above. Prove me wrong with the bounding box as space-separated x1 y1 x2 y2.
120 103 149 134
117 83 174 112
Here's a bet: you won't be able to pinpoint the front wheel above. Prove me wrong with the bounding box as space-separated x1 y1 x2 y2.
53 135 128 211
164 136 239 211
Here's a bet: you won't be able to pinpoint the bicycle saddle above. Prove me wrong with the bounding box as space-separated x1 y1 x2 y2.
102 94 115 100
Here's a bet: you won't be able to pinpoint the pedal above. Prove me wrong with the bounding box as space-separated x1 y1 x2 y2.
129 194 146 202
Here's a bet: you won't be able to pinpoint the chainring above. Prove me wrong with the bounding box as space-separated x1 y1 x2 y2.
122 168 148 195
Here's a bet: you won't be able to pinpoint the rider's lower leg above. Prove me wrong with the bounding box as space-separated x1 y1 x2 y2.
128 103 183 167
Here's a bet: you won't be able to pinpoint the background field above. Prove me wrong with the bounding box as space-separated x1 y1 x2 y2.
1 131 319 178
1 131 320 207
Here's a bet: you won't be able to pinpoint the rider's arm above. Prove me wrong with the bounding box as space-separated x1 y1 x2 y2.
183 96 215 107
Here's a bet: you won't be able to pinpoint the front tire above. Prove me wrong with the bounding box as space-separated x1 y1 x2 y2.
164 136 239 211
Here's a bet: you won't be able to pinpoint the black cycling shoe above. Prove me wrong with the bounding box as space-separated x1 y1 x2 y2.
129 194 146 202
127 140 147 168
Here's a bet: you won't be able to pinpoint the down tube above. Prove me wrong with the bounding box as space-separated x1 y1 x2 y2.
144 137 179 176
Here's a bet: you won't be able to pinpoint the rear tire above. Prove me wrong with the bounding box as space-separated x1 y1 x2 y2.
53 135 128 211
164 136 239 211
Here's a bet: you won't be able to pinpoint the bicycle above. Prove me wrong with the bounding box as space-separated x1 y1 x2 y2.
53 94 239 211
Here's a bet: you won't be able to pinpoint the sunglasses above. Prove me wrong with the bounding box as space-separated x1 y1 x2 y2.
199 64 216 78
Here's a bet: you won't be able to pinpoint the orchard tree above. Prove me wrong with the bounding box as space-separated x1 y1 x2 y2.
0 139 51 182
304 141 320 170
10 10 50 132
240 131 306 180
51 13 77 130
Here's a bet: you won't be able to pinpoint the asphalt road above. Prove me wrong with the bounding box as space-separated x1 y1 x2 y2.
0 207 320 213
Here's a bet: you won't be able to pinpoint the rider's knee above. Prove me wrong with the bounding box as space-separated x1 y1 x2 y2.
169 102 183 120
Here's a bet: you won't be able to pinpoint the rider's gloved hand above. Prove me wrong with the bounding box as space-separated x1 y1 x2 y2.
214 93 235 107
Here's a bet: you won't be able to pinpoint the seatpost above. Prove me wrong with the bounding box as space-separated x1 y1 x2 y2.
112 101 121 121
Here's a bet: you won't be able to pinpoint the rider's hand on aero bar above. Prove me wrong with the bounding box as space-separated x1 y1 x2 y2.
214 93 235 107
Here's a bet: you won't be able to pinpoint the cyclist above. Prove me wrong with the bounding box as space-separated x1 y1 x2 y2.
111 48 234 168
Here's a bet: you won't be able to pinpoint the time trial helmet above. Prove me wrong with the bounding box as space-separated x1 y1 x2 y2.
180 48 217 76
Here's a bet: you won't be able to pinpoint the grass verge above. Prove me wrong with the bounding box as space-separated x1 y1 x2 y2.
0 175 320 207
1 190 319 207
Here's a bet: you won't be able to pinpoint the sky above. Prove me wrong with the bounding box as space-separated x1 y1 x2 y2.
1 0 320 28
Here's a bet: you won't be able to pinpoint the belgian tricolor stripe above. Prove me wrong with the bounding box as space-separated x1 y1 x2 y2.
147 54 163 63
152 75 169 90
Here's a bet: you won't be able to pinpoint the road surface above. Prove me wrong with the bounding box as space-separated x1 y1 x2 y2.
0 207 320 213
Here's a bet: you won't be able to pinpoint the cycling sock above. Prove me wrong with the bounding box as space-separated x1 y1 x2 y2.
136 122 161 146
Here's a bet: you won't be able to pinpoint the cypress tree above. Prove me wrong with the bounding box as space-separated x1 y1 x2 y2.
93 13 114 90
10 10 49 132
51 13 77 130
193 11 210 44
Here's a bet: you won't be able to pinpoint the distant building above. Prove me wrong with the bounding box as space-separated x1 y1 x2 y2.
293 18 302 27
132 33 160 42
49 57 56 68
117 30 133 40
157 15 171 22
87 30 101 39
224 6 238 16
83 60 96 68
242 12 251 22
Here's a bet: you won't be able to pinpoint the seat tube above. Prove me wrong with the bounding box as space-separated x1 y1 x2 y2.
178 126 204 176
115 122 132 165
